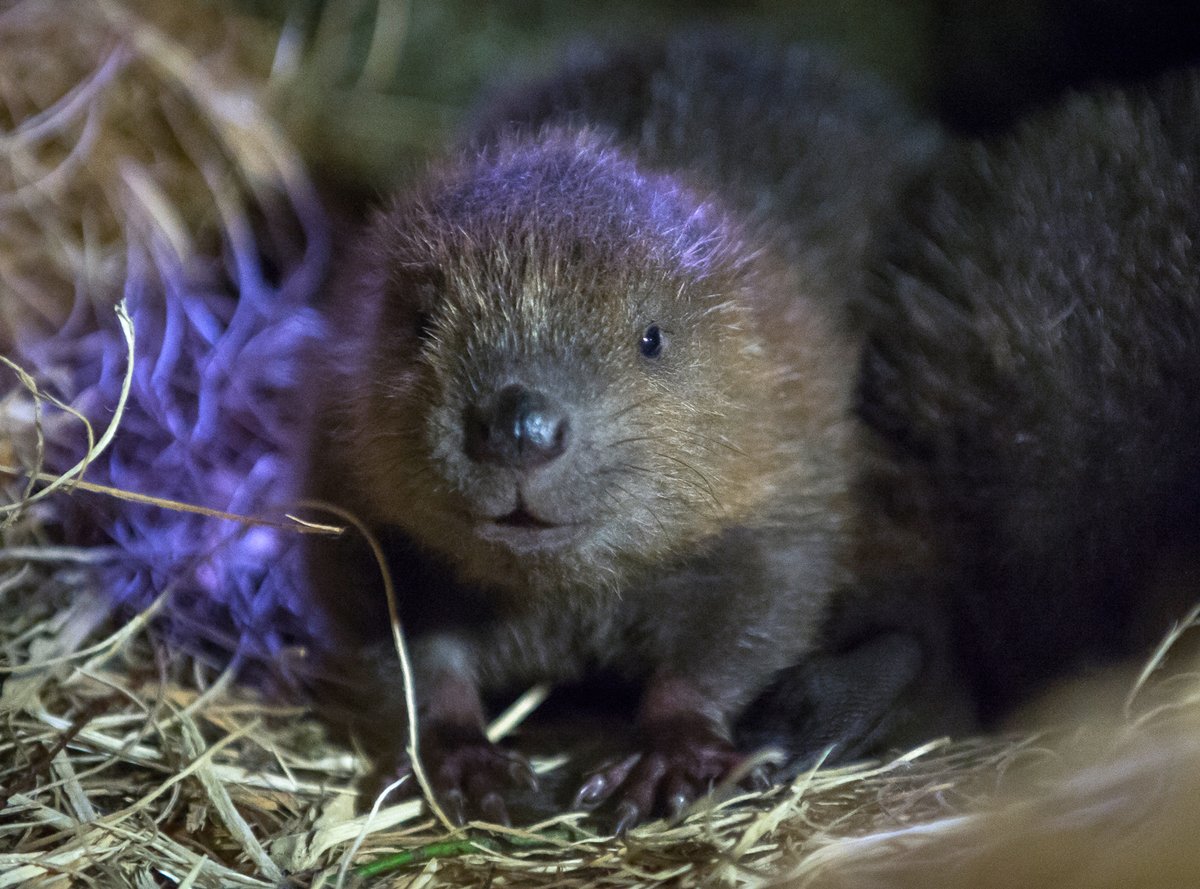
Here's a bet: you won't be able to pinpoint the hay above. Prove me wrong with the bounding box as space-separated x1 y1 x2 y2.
8 576 1196 887
3 565 1035 886
4 3 1200 887
775 611 1200 889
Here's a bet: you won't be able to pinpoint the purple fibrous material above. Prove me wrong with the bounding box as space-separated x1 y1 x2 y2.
17 175 333 680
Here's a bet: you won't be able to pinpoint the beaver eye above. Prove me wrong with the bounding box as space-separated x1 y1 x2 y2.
639 324 664 359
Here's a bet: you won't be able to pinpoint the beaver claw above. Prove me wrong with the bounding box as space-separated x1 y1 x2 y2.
573 724 757 833
370 725 537 826
425 734 537 826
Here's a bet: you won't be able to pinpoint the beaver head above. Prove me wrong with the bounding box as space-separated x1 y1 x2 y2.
330 130 805 602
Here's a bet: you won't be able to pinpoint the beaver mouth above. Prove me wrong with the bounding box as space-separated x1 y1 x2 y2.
494 507 558 529
473 506 583 552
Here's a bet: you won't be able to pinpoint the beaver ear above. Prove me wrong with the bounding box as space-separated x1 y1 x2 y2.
409 265 445 302
411 266 445 340
386 264 445 341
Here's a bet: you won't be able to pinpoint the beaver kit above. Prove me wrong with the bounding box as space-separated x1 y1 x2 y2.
303 36 937 828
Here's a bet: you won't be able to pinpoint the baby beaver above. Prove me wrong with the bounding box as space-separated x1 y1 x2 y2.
305 36 937 829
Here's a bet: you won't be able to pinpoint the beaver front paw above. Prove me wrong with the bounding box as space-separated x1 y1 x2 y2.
363 724 537 826
573 719 768 834
418 724 538 826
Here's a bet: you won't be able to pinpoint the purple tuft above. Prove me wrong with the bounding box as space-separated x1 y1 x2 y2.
13 177 333 682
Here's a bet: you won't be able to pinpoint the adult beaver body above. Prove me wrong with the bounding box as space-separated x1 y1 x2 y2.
305 37 936 827
856 66 1200 725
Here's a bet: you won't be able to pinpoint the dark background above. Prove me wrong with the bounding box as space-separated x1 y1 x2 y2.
234 0 1200 188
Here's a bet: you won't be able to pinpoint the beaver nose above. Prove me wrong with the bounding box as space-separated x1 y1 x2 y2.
464 384 570 469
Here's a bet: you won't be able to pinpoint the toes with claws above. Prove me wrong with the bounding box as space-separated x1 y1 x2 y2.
419 723 538 826
574 719 768 834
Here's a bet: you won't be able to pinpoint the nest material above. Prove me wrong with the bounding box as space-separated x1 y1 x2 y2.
5 571 1200 889
3 2 1200 887
0 566 1036 888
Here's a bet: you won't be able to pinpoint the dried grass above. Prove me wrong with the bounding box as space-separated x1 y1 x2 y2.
2 563 1038 887
3 3 1200 887
8 573 1196 888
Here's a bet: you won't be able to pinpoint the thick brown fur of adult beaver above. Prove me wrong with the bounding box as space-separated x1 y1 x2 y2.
305 36 937 828
855 65 1200 725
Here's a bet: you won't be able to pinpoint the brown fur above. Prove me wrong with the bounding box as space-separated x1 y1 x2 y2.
310 127 853 702
303 37 936 819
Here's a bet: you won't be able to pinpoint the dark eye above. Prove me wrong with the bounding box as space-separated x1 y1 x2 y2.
639 324 664 359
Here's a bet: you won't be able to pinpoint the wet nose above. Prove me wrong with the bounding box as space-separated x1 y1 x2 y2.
464 384 570 469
